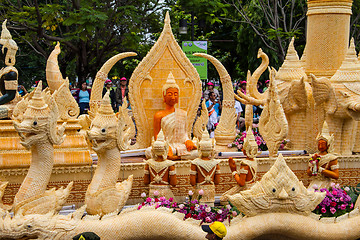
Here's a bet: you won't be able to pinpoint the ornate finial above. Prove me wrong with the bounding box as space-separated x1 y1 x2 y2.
243 127 258 158
165 11 170 25
29 81 47 109
152 129 169 159
316 121 334 150
162 71 180 96
276 37 308 82
330 37 360 82
1 20 11 40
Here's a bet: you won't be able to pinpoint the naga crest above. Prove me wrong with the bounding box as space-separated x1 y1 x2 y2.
13 81 66 149
87 91 118 152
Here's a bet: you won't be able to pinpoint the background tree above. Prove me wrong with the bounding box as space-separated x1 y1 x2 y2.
0 0 168 86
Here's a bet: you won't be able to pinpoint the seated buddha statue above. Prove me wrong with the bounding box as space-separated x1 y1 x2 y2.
307 121 339 190
220 127 258 204
144 129 177 199
150 72 197 160
0 20 19 118
190 130 220 206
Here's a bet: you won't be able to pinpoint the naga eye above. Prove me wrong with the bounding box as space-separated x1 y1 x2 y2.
292 187 295 191
33 121 37 126
101 128 106 133
272 188 276 193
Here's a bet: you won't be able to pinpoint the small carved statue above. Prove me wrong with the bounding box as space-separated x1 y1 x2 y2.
144 129 177 199
0 20 19 118
307 121 339 190
190 130 220 206
150 72 197 160
220 127 258 203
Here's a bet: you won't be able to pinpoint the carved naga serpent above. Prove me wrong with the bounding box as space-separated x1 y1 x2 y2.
12 81 71 216
85 92 133 216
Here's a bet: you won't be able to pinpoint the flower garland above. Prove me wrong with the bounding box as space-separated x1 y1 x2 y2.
137 190 240 224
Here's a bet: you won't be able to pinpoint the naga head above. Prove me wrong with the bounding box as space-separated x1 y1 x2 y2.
87 91 118 152
13 81 65 149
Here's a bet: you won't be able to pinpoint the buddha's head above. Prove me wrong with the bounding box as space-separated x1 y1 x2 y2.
162 72 180 106
316 121 333 153
242 127 258 159
0 20 18 66
151 129 169 160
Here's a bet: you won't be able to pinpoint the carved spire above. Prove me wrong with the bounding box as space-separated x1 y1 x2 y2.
330 38 360 82
276 38 308 82
162 71 180 96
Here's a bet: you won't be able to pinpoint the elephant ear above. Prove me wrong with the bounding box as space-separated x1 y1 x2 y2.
310 74 337 114
282 76 307 113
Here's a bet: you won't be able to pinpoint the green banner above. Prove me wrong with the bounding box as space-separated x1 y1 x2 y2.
182 41 207 80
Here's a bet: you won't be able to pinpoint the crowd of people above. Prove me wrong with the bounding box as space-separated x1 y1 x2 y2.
71 76 130 115
201 79 269 138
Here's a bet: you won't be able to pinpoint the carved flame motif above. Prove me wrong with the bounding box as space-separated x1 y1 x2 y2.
46 42 80 119
227 154 326 217
259 69 288 158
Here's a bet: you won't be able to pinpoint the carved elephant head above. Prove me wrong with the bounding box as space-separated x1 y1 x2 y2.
311 74 360 120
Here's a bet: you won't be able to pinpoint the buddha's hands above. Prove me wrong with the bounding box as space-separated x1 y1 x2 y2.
229 157 237 172
185 140 197 151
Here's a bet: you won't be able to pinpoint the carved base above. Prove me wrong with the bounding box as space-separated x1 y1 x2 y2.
1 155 360 206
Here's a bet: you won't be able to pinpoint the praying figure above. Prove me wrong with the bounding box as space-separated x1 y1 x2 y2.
220 127 258 204
190 130 220 206
144 129 177 199
307 121 339 190
151 72 197 160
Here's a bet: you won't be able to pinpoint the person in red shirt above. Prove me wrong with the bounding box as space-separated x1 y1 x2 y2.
115 77 129 111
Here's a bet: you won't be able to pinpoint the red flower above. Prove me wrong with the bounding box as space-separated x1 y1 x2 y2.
142 202 145 206
190 206 195 211
200 212 207 218
330 202 337 207
155 198 159 202
185 213 192 219
192 214 198 219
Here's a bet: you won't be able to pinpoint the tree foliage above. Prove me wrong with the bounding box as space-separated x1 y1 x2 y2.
0 0 167 85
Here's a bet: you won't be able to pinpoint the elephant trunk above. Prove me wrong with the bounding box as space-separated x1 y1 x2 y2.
349 102 360 112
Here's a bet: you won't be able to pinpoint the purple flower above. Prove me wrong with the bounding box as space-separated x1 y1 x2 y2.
340 204 347 210
330 207 336 214
205 217 212 223
146 197 152 203
321 207 327 213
